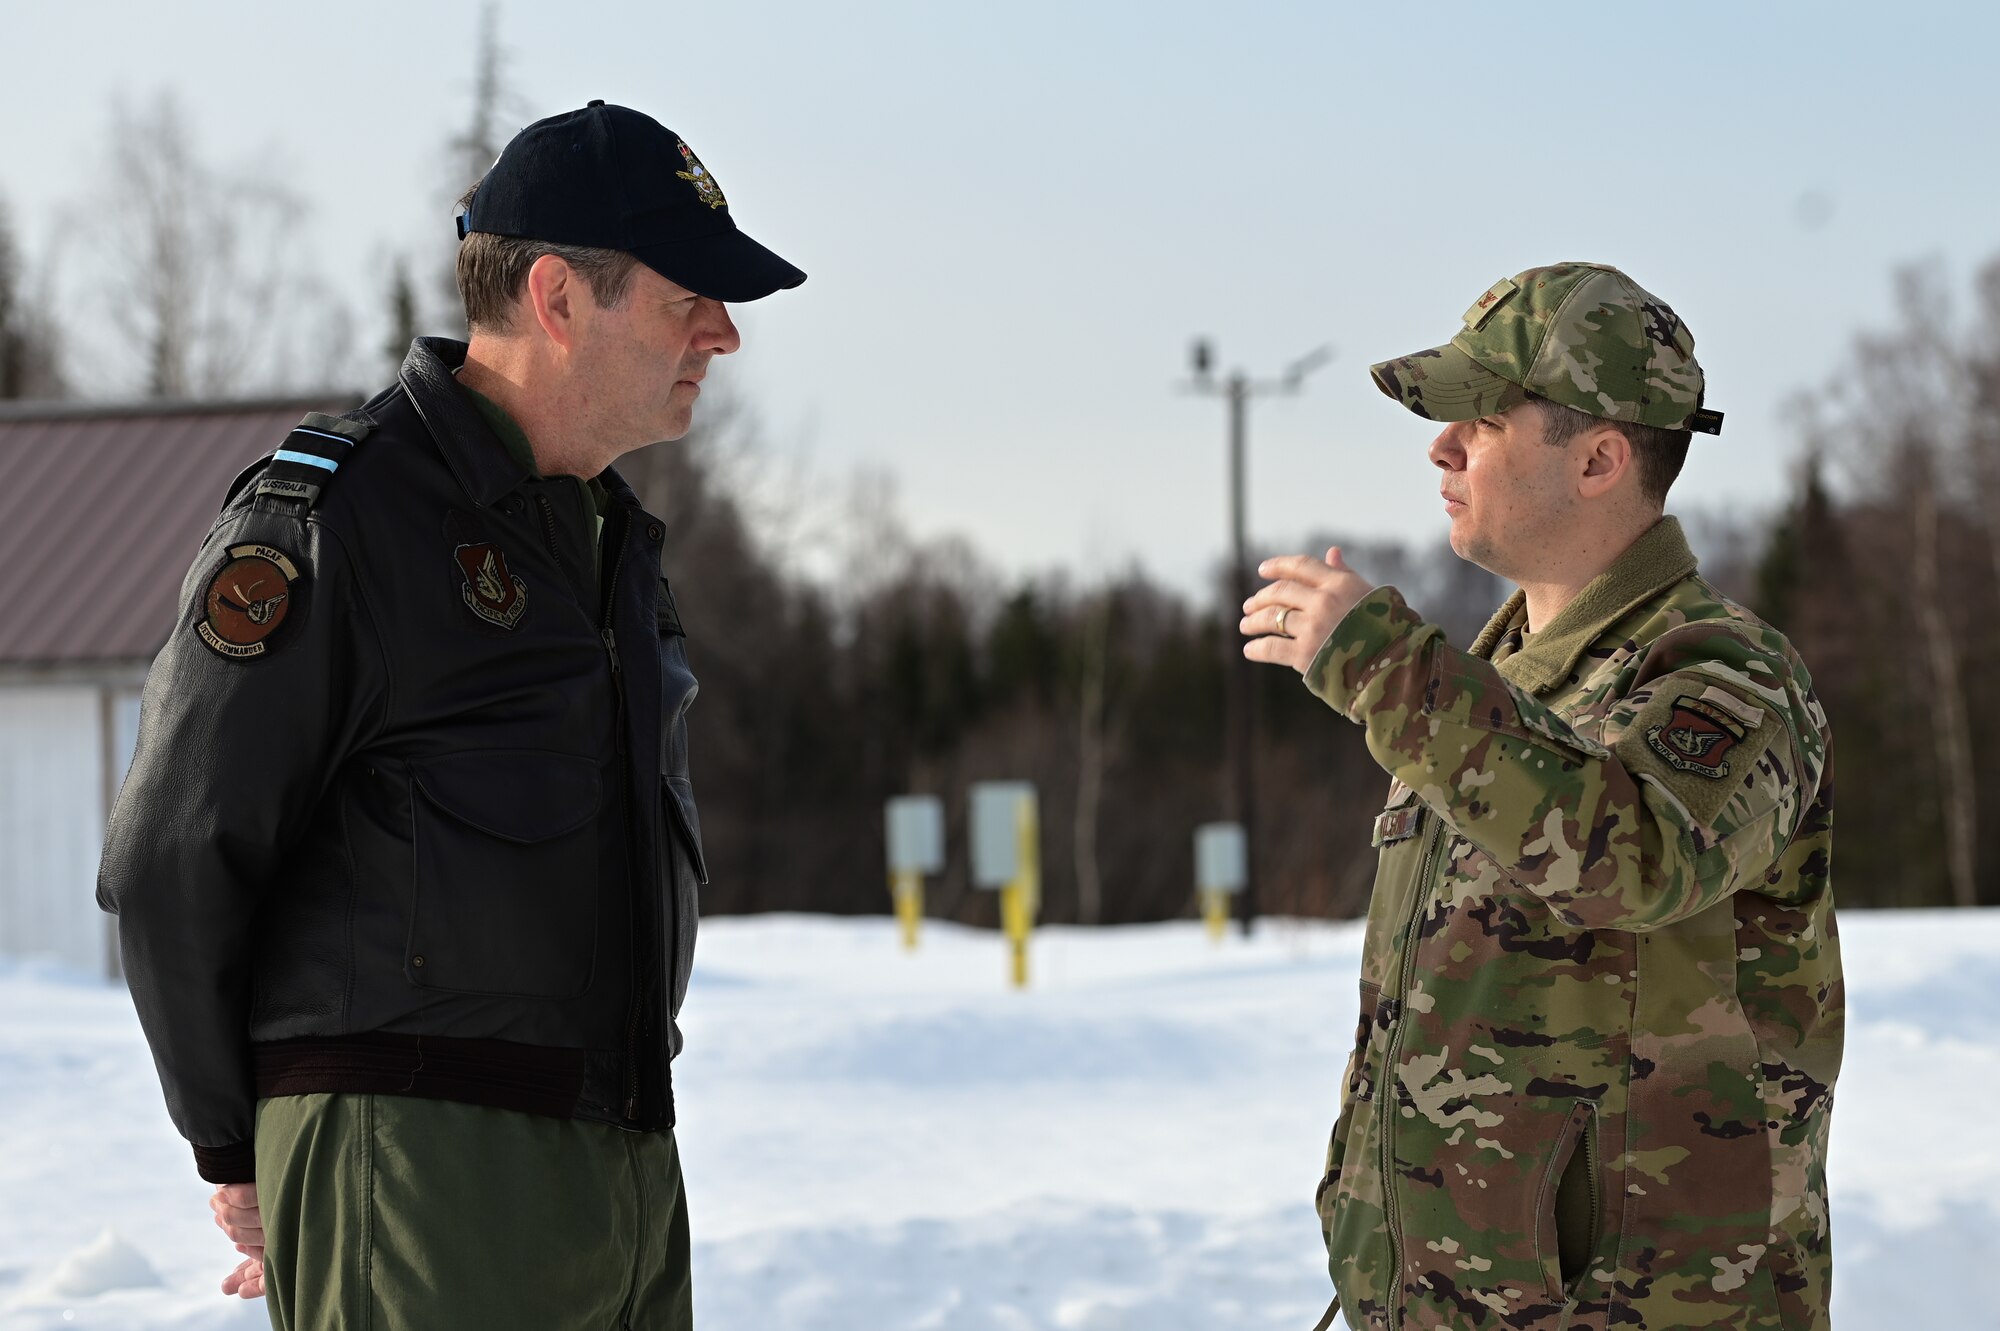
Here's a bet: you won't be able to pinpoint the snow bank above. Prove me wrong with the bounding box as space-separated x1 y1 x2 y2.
0 908 1993 1329
39 1228 164 1298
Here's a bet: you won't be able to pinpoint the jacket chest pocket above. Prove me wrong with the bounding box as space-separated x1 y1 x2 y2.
660 773 708 1034
658 579 698 778
1358 781 1430 992
406 749 603 1000
1370 779 1423 848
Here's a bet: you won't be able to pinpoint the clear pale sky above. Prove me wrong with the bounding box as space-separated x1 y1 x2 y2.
7 1 1997 598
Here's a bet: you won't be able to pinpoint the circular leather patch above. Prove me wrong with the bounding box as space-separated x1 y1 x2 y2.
197 543 300 659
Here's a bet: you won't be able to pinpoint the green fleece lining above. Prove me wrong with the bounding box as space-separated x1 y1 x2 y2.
1468 516 1700 694
457 381 608 580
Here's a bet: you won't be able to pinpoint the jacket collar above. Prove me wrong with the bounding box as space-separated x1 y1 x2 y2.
1468 515 1700 694
398 336 642 512
400 337 531 508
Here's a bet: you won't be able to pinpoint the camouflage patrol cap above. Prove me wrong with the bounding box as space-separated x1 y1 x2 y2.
1370 262 1724 435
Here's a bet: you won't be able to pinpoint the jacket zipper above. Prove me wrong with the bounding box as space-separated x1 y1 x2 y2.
1379 814 1444 1331
595 510 646 1123
533 489 643 1119
534 493 569 579
537 491 645 1119
1569 1102 1602 1303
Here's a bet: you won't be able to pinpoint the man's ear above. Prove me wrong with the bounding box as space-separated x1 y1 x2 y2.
1576 424 1634 500
525 254 579 350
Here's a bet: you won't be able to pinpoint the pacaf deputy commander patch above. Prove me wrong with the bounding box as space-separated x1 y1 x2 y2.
198 543 300 660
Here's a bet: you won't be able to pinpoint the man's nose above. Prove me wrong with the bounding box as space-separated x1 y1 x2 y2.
1429 421 1467 471
702 300 742 355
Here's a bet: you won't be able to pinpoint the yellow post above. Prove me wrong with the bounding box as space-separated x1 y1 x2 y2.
1202 888 1229 941
1000 881 1028 987
891 868 924 951
1002 796 1040 988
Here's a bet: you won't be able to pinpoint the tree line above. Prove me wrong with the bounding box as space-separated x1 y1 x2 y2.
609 265 2000 922
3 30 1995 919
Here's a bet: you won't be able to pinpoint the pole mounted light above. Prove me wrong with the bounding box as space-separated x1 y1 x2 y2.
1180 338 1333 936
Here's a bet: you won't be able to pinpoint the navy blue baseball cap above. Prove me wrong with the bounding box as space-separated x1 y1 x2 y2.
457 101 806 303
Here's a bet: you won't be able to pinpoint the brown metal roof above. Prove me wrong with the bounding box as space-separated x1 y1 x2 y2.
0 396 359 665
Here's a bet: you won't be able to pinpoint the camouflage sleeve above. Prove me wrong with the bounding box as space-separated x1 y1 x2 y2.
1304 587 1820 932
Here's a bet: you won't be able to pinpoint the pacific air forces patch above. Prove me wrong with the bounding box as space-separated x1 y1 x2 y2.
198 543 300 659
455 542 528 629
1645 693 1748 779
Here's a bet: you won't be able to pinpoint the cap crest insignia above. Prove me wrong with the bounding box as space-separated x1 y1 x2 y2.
674 140 728 211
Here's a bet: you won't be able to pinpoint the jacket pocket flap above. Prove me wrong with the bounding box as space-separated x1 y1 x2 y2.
657 578 686 637
662 774 709 884
1371 779 1424 847
414 749 601 843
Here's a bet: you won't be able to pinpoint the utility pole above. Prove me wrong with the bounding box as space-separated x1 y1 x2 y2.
1184 340 1332 934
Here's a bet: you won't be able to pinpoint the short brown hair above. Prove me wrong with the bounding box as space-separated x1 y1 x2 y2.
1530 395 1691 508
454 183 642 331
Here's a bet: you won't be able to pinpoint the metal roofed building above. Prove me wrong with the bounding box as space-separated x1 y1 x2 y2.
0 395 355 976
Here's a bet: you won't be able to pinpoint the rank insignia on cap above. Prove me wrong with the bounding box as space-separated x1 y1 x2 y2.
455 543 528 629
1645 694 1748 779
198 543 301 659
674 139 728 211
1462 278 1518 330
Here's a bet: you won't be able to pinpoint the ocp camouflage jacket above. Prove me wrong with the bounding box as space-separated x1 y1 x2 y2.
1306 517 1839 1331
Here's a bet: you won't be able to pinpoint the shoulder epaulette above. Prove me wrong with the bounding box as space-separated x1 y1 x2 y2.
255 411 374 508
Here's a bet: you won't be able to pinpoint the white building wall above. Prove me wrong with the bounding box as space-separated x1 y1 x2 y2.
0 685 110 974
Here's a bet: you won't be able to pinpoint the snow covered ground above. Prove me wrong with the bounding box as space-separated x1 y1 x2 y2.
1 908 1995 1329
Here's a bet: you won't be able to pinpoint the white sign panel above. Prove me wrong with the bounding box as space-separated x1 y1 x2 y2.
1195 821 1247 894
885 795 945 874
969 781 1036 889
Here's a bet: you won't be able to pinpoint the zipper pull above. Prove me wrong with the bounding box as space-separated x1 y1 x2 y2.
624 1093 641 1119
603 628 629 754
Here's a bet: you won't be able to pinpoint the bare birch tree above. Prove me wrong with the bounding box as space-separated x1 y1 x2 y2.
1835 266 1979 907
1072 590 1111 925
433 2 522 334
70 90 353 397
0 195 67 400
1909 446 1979 907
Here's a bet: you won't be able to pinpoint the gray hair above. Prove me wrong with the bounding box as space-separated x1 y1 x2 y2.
453 182 641 332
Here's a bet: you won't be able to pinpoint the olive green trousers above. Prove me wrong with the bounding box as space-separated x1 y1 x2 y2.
254 1094 692 1331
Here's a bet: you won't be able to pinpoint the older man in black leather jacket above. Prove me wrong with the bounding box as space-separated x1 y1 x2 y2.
99 101 803 1329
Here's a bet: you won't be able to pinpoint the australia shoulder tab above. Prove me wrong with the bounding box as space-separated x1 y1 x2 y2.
254 411 374 509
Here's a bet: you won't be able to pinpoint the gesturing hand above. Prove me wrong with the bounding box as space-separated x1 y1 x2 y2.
1240 546 1375 675
210 1181 266 1299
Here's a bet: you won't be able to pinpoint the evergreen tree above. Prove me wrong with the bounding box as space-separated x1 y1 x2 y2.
0 194 64 400
385 257 418 374
0 196 21 398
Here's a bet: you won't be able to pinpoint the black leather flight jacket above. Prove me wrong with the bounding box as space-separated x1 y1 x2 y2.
98 338 706 1184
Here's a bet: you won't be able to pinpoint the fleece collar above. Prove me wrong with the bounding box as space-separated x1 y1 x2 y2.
1467 516 1699 694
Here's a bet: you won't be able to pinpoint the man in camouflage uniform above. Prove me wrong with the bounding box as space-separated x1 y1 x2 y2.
1243 263 1839 1331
